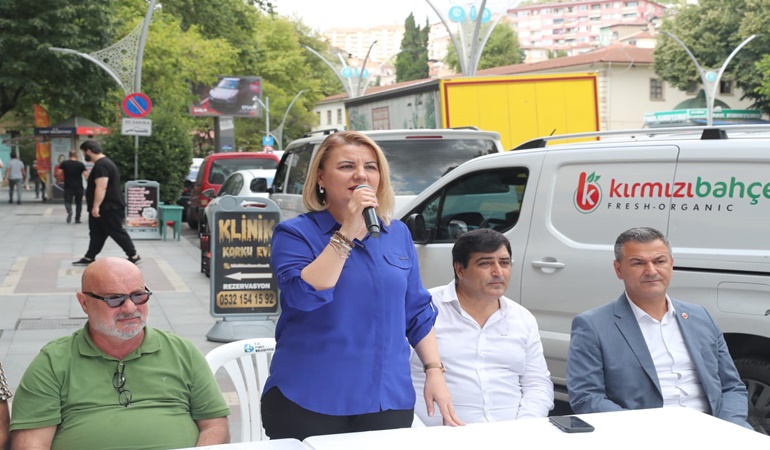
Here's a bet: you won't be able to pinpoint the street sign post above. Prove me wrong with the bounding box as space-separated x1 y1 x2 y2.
122 92 153 118
121 118 152 136
206 196 281 342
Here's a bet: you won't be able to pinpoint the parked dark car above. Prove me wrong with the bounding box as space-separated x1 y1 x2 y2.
177 158 203 221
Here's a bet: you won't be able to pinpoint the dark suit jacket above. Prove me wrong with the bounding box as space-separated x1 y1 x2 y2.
567 293 750 428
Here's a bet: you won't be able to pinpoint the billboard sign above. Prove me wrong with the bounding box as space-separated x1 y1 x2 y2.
190 76 263 118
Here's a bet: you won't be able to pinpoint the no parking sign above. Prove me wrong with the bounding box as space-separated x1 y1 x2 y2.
122 93 153 118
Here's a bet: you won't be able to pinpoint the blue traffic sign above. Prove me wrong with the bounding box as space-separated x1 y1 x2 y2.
262 135 275 146
122 93 152 118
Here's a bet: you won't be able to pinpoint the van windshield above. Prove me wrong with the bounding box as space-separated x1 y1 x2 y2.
379 139 498 195
209 158 278 184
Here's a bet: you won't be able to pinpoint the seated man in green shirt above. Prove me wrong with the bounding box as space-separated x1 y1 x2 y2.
10 257 231 450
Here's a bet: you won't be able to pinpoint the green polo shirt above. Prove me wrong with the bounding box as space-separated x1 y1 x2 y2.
11 324 230 450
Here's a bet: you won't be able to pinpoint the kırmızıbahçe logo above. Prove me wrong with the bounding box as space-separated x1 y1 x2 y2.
574 171 770 213
574 171 602 213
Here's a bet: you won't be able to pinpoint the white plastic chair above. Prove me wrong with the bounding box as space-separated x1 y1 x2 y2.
205 337 276 442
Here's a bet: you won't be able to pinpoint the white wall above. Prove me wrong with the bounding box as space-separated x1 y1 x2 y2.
503 63 757 131
311 100 347 132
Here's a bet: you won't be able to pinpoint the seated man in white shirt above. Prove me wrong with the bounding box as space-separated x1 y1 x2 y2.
410 228 554 425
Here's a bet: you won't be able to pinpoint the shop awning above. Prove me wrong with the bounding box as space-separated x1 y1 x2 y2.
34 116 110 136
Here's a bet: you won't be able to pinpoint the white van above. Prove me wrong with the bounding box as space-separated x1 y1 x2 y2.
399 125 770 432
270 128 503 220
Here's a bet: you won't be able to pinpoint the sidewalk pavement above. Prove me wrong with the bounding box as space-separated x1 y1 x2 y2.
0 195 246 431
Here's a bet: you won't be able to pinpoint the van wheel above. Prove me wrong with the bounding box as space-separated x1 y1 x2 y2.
735 357 770 434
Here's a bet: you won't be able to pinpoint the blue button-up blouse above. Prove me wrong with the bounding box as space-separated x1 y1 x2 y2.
263 209 437 415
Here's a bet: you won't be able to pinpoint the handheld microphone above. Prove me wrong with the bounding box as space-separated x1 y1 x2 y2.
355 185 381 238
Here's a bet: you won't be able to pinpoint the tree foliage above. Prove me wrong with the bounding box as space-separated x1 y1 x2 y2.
0 0 118 121
104 110 193 204
0 0 351 200
445 23 524 74
395 14 430 82
653 0 770 114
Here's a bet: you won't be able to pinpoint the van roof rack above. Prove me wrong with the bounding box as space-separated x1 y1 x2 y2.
302 128 341 138
512 124 770 150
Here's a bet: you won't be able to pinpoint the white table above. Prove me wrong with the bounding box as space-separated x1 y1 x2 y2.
303 407 769 449
178 438 307 450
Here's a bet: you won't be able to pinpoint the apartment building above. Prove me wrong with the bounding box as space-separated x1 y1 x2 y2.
508 0 667 60
325 25 405 62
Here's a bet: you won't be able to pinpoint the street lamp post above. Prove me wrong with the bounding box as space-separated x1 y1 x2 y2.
664 32 757 127
255 91 309 150
50 0 158 178
275 90 307 150
305 41 396 99
255 97 275 148
426 0 520 76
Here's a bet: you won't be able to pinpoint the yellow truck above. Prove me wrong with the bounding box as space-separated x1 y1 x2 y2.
346 72 599 150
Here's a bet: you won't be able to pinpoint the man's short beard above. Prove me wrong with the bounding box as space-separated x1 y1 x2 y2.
92 313 147 340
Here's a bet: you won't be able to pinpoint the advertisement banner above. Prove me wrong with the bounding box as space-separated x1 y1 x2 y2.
190 76 263 118
124 180 161 240
33 104 50 184
210 197 280 317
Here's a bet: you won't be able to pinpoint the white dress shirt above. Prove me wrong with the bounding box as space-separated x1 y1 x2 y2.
411 281 554 426
626 294 709 413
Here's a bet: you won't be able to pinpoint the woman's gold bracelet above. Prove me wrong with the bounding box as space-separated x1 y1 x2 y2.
329 232 352 259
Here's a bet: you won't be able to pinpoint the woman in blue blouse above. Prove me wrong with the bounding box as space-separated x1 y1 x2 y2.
262 131 461 439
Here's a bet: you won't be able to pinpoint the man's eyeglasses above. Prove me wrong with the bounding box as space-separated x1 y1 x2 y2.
83 287 152 308
113 362 132 407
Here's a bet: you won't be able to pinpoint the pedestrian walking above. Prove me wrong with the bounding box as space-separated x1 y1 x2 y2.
56 150 87 223
5 153 25 205
72 140 141 266
30 160 47 201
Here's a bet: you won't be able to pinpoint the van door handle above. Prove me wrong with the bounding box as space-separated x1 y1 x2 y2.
531 260 566 269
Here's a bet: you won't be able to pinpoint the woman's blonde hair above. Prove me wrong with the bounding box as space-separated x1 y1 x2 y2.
302 131 395 225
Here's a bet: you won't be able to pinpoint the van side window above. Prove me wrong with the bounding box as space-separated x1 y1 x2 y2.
379 139 499 195
286 145 314 195
413 168 529 242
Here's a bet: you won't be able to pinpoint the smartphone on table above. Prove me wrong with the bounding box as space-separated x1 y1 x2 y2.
548 415 595 433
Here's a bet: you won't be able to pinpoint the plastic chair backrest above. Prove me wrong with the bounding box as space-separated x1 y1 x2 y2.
205 338 276 442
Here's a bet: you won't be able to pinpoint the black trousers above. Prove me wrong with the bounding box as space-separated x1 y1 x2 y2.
64 188 84 221
85 208 137 259
261 387 414 441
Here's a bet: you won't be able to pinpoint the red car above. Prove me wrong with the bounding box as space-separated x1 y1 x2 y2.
186 152 279 229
